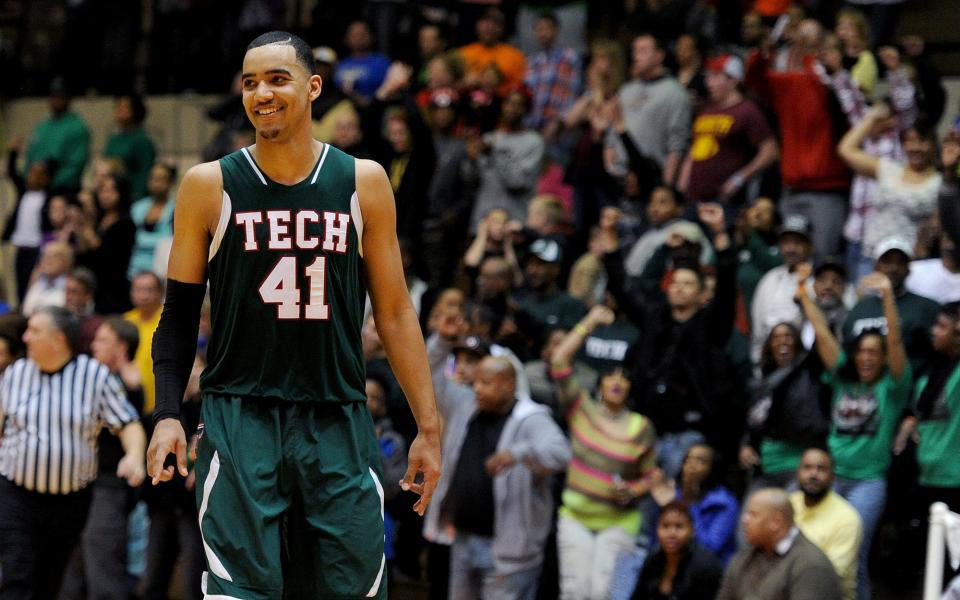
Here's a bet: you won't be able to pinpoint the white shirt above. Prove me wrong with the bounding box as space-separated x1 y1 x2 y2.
906 259 960 304
751 265 813 364
9 191 46 248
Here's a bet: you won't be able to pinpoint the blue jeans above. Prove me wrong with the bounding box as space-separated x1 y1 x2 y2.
834 477 887 600
657 430 706 479
449 534 542 600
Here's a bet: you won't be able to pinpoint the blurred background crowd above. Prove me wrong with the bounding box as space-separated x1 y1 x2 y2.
1 0 960 599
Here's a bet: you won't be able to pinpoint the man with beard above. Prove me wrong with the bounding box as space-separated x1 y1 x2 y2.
790 448 862 600
842 237 940 374
751 213 815 364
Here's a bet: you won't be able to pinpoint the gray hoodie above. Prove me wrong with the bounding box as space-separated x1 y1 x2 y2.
423 334 572 575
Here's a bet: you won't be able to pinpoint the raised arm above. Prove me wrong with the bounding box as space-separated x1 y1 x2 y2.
146 161 220 485
357 159 441 516
796 263 842 369
862 272 907 379
551 305 615 412
837 104 887 178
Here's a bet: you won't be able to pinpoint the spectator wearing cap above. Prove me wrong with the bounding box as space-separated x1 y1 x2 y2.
425 311 570 599
550 305 658 600
310 46 356 143
746 19 850 259
422 86 478 289
523 12 582 134
468 87 545 231
842 238 940 375
838 106 941 262
799 257 850 349
458 8 527 98
679 54 778 208
23 78 90 193
516 238 587 342
906 233 960 304
750 214 815 365
335 20 391 100
609 33 691 187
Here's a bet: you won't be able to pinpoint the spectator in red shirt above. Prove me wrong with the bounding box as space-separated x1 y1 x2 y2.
746 19 851 259
680 54 779 209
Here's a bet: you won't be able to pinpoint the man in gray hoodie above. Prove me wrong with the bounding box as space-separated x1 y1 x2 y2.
423 322 571 600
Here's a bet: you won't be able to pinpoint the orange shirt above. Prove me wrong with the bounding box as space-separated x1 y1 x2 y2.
459 42 527 96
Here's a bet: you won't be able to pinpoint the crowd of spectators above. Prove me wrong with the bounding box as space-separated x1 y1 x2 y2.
1 1 960 599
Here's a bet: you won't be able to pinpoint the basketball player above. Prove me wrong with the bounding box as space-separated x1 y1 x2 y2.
145 32 441 599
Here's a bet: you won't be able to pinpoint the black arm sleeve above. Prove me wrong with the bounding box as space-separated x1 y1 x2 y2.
151 279 206 425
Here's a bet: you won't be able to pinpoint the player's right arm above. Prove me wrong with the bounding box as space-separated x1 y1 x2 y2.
146 162 222 485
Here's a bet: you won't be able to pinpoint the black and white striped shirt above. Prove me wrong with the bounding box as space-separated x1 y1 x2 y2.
0 354 139 494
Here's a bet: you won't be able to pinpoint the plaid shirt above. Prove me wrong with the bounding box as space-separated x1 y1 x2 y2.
829 67 915 244
524 46 582 129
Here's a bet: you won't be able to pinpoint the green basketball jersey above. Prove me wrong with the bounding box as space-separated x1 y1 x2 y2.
201 144 366 404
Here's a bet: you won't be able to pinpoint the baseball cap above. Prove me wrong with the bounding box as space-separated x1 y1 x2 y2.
452 336 491 358
873 237 913 261
814 255 847 279
529 238 562 264
777 214 812 241
705 54 745 82
312 46 338 65
429 87 459 108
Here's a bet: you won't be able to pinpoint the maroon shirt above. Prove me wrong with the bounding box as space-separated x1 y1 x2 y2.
687 98 773 203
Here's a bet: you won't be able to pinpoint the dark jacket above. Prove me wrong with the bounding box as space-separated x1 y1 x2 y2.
604 245 744 458
632 541 724 600
747 351 831 451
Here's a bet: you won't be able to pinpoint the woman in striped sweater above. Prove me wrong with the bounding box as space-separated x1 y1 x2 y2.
551 303 659 600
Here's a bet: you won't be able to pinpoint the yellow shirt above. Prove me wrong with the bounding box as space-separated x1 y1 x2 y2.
790 490 863 600
124 307 162 415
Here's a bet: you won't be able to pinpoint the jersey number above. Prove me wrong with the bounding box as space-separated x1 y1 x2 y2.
258 256 329 320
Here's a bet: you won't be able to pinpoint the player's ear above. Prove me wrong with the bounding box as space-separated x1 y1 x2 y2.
308 74 322 102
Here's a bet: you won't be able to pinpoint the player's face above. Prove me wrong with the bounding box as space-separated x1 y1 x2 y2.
241 44 320 142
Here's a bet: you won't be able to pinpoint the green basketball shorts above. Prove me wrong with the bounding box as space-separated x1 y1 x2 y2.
194 394 387 599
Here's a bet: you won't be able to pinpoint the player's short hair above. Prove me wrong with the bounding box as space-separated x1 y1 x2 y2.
246 31 316 75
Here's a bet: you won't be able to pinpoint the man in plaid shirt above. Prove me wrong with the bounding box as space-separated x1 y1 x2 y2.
524 13 582 133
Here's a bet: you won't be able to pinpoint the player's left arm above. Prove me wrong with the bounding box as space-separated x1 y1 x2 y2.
357 158 441 516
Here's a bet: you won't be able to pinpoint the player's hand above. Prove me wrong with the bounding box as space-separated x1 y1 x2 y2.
146 418 189 485
484 450 516 476
401 430 441 517
117 452 146 487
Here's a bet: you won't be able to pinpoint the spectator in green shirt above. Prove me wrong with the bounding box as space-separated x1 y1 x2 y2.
798 265 911 600
24 79 90 193
895 301 960 515
103 94 156 201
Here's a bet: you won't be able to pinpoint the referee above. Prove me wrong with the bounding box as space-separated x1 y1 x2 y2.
0 306 145 599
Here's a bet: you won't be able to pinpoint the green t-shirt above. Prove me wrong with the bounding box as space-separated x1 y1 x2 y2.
104 127 157 200
915 365 960 487
760 438 806 475
823 352 912 481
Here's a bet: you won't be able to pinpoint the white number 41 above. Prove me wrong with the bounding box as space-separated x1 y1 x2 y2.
258 256 329 320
